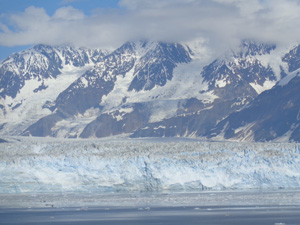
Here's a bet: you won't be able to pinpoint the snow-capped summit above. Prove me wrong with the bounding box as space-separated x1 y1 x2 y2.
202 41 278 94
0 44 107 99
206 44 300 142
128 42 191 92
0 44 108 135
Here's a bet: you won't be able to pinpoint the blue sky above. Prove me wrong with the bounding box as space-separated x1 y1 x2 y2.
1 0 300 62
0 0 119 61
0 0 119 15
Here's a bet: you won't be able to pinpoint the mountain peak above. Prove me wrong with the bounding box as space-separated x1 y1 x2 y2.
32 44 54 53
239 40 276 57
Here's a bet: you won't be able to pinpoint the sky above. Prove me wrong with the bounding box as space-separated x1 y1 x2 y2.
1 0 300 61
0 0 119 60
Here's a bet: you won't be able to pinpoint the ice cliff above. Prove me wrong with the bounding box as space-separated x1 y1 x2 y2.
0 137 300 193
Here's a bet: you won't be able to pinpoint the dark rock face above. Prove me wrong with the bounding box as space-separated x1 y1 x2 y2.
0 70 23 99
207 76 300 142
238 40 276 57
128 43 191 91
22 112 67 137
54 71 115 116
80 103 151 138
33 82 48 93
283 45 300 72
131 97 249 138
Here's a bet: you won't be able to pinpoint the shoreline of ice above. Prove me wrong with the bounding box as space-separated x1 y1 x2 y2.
1 136 300 194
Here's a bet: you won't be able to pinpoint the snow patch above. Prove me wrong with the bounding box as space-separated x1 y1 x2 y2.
80 77 89 88
119 107 134 114
278 68 300 86
215 79 227 88
101 67 136 111
0 65 92 136
106 107 134 122
250 79 277 94
149 100 179 123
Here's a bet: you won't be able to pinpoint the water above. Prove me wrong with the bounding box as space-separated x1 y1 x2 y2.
1 190 300 225
0 205 299 225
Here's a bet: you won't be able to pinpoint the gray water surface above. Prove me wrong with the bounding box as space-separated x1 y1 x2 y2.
0 205 299 225
1 190 300 225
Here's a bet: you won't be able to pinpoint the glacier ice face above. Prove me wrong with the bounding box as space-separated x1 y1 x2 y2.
0 137 300 193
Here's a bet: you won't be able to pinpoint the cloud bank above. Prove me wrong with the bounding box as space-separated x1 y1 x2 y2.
1 0 300 53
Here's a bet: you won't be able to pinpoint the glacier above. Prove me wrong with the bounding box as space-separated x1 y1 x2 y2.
0 137 300 194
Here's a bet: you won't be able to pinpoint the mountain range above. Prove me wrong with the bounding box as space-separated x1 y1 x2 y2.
1 40 300 142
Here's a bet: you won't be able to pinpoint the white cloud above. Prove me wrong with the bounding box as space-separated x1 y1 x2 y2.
0 23 10 33
53 6 85 20
1 0 300 55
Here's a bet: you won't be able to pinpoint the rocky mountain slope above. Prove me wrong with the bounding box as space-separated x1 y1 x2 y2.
132 41 281 139
207 45 300 142
0 40 299 141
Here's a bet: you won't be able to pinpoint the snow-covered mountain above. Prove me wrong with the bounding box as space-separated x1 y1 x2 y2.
207 44 300 142
0 44 106 99
0 44 108 135
20 41 194 138
0 40 299 141
132 41 284 139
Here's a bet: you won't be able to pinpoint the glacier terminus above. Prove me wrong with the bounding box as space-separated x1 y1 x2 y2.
1 137 300 194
